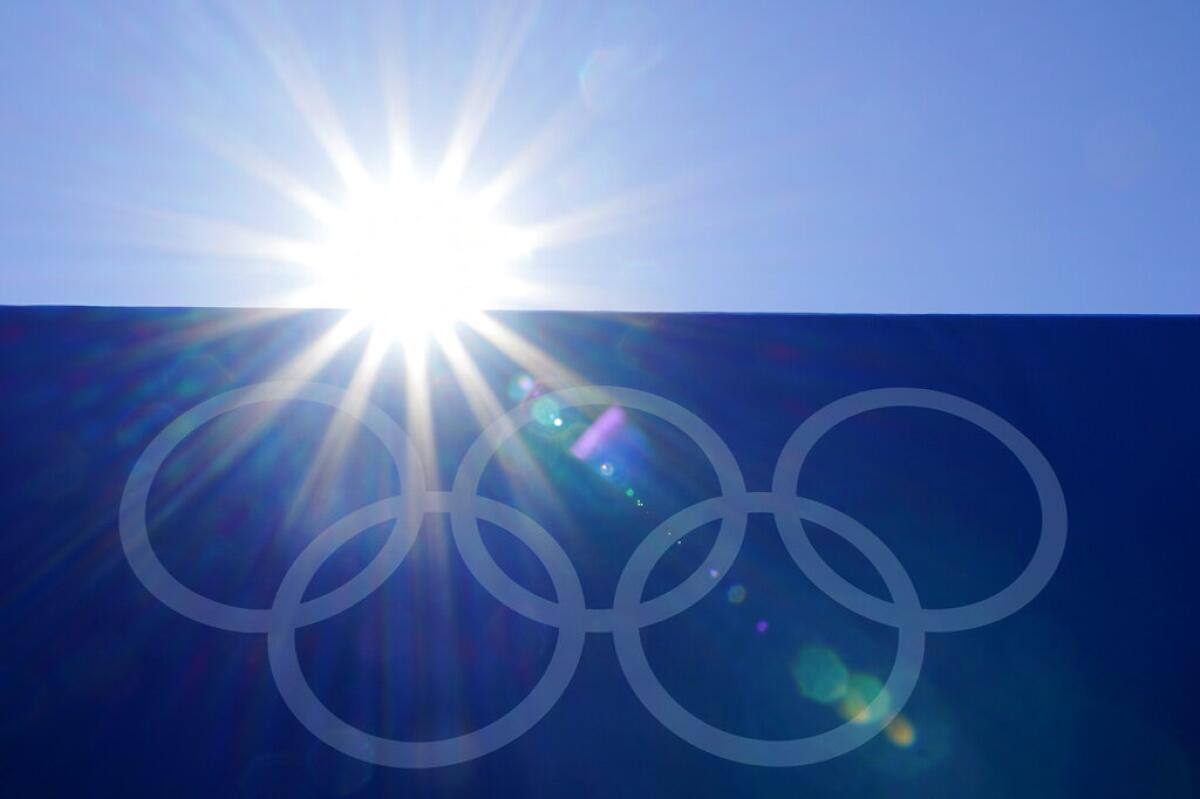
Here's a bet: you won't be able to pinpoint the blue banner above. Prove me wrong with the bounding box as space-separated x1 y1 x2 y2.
2 309 1197 796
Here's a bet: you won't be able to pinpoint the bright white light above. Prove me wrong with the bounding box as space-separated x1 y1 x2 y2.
301 178 534 345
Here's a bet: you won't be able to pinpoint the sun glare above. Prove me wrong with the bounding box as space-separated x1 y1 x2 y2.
299 178 535 344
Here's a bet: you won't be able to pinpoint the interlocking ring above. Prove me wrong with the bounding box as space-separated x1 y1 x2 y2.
120 380 1066 768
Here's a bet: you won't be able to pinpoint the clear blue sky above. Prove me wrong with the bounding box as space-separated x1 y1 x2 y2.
2 1 1197 312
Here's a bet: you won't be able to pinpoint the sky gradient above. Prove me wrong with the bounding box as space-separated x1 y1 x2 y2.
2 1 1198 312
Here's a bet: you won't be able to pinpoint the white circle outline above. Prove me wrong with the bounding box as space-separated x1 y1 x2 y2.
118 381 426 633
267 493 586 768
611 492 924 767
449 386 749 632
772 388 1068 633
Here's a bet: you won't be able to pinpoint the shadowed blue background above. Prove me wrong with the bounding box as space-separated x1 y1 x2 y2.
1 309 1197 796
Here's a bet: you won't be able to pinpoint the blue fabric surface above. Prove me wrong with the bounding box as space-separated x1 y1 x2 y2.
1 309 1196 796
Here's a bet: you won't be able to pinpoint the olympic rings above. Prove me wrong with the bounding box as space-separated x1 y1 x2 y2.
451 385 748 632
119 382 427 633
772 388 1068 633
612 491 926 767
268 493 587 768
119 381 1066 768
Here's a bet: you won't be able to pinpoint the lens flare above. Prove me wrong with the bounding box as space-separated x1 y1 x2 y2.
790 645 849 704
569 406 626 459
837 673 892 726
885 714 917 747
531 396 562 427
507 373 535 403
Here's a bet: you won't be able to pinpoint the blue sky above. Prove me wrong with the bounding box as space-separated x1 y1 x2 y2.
2 1 1197 312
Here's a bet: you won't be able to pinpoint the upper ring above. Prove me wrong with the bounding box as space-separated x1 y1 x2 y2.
449 385 749 633
771 387 1068 633
118 381 427 633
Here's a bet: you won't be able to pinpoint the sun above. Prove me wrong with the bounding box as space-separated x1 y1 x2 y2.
300 177 535 345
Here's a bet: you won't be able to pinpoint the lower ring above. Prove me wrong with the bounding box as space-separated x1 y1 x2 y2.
611 494 926 767
266 493 587 768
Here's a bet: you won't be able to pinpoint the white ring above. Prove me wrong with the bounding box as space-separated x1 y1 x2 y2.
772 388 1068 632
267 493 585 768
612 492 924 766
449 385 748 632
119 382 426 633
